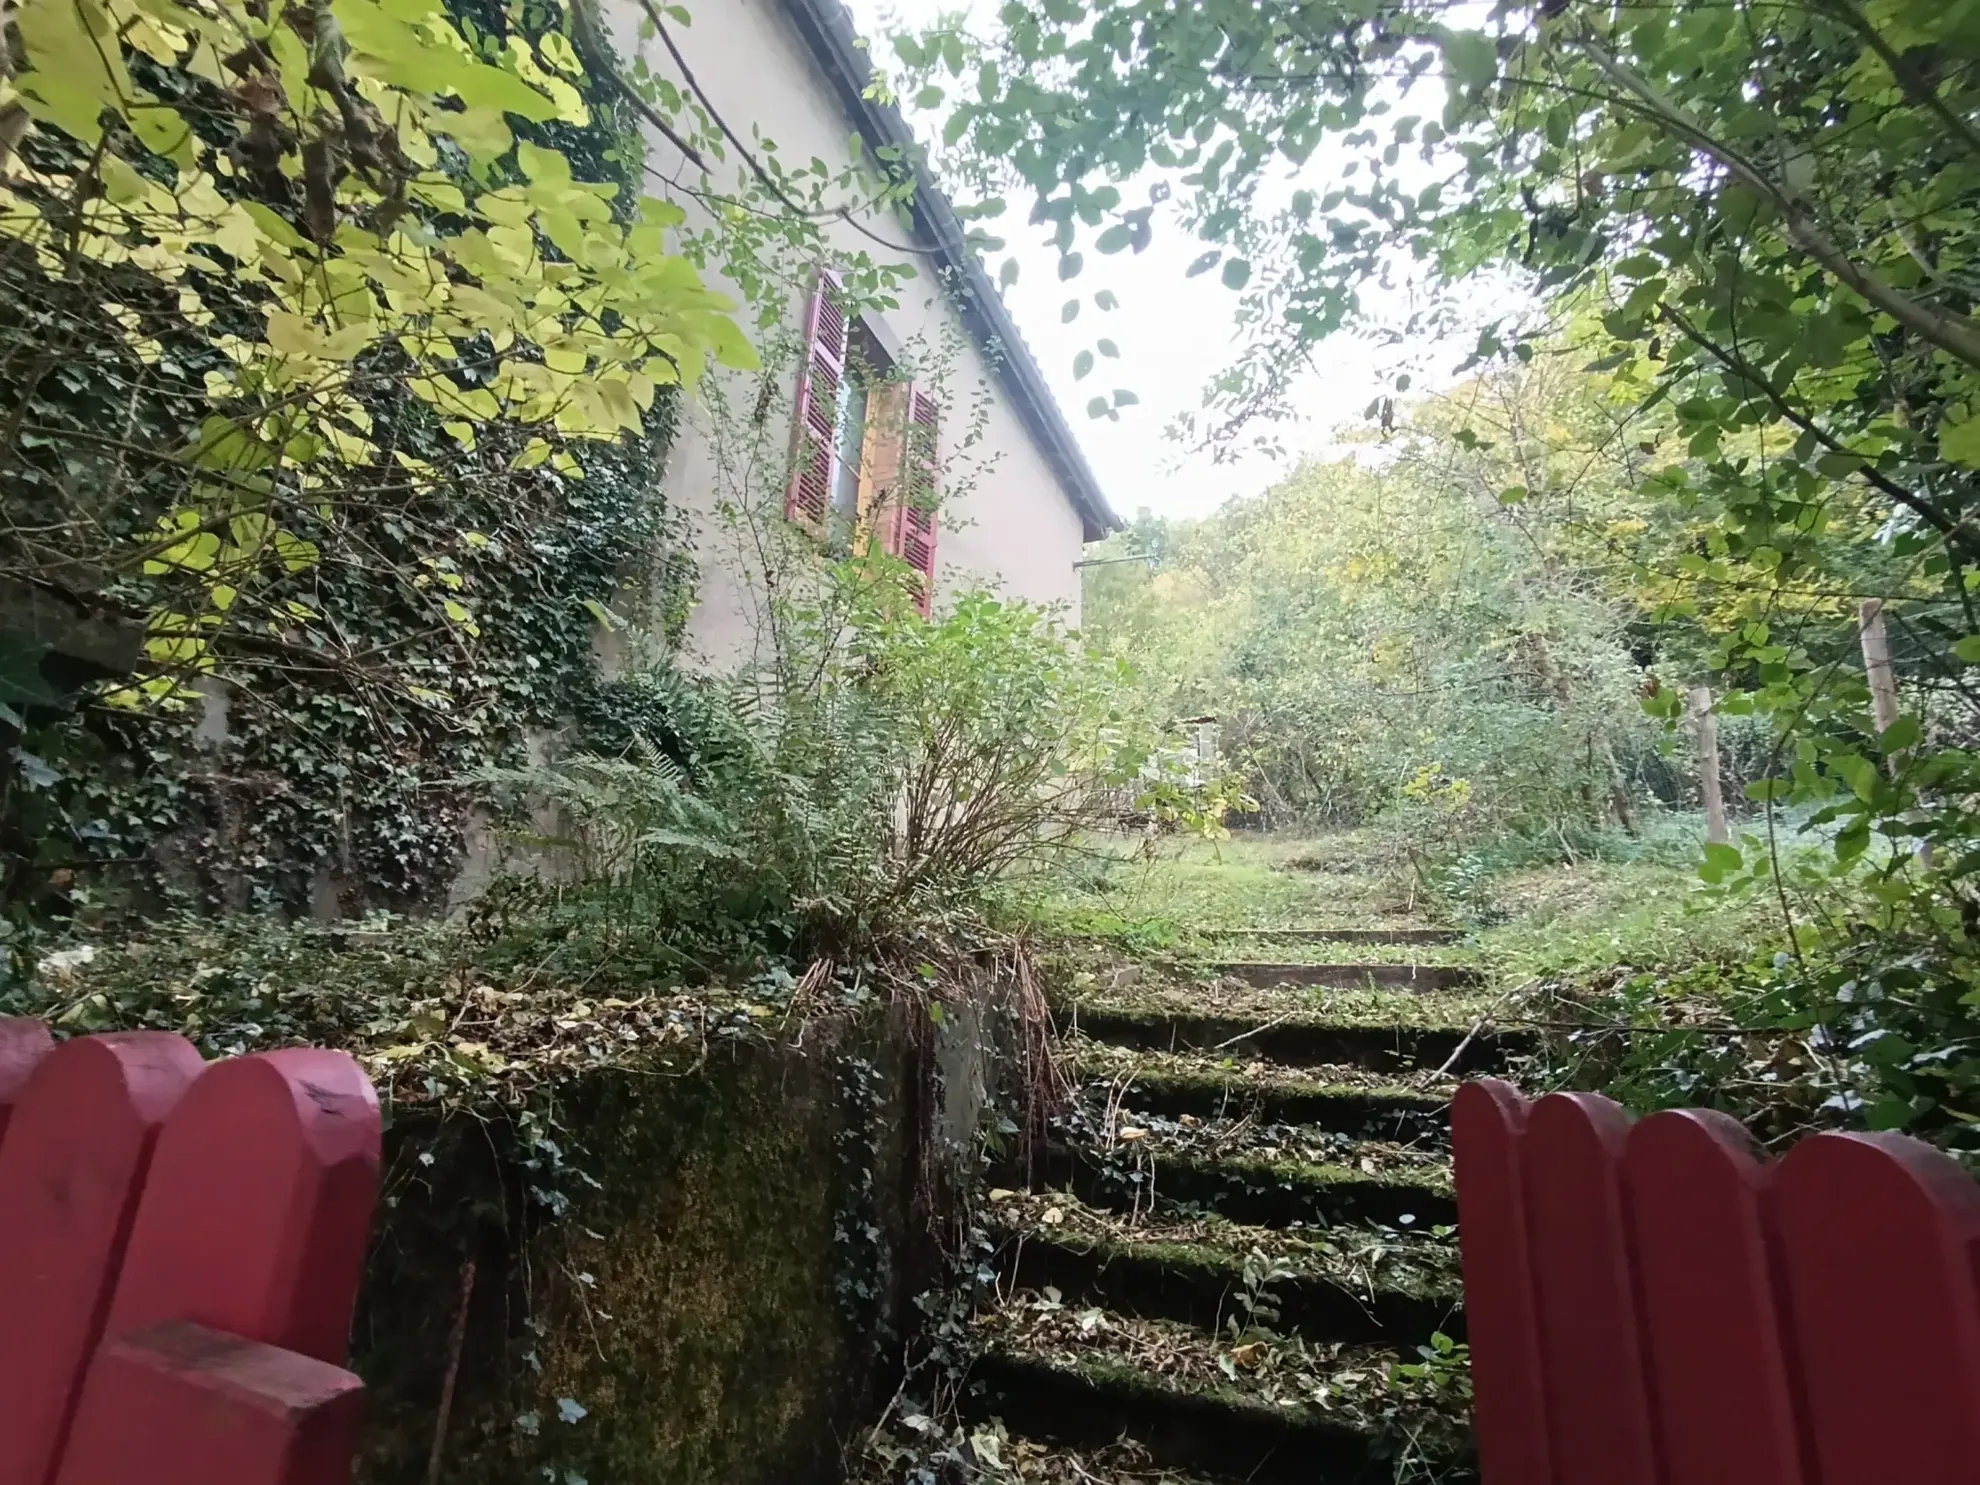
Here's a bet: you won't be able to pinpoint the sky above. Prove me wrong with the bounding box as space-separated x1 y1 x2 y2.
845 0 1477 526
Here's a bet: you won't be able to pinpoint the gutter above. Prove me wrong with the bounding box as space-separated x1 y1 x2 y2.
777 0 1122 540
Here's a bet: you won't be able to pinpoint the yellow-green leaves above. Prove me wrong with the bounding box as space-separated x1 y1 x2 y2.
1 0 756 711
1940 403 1980 468
12 0 131 146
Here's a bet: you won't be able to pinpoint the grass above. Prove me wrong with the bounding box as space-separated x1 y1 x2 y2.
1029 820 1789 999
1026 831 1428 936
1470 859 1786 984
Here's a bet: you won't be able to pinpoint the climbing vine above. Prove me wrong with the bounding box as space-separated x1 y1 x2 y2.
0 0 929 975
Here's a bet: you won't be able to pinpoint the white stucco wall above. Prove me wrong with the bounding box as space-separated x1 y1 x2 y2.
600 0 1093 672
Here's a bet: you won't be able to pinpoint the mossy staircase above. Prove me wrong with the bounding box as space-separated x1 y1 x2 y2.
968 924 1518 1483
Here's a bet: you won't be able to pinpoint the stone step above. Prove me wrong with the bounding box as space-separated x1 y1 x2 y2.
1052 1145 1457 1231
949 1432 1226 1484
1059 1083 1447 1184
1069 1007 1529 1077
967 1299 1471 1485
988 1194 1462 1348
1201 927 1463 946
1075 1053 1451 1145
969 1350 1378 1485
1212 962 1484 990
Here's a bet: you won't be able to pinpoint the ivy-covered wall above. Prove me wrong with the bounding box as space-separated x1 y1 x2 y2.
0 0 696 974
355 1014 937 1485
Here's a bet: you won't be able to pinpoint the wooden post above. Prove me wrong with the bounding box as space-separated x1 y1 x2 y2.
1861 600 1902 736
1692 686 1729 845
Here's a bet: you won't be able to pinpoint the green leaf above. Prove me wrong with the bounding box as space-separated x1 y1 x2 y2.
1097 338 1119 358
999 258 1020 288
1835 817 1872 863
915 85 945 109
1086 396 1110 419
1442 29 1497 90
1880 715 1922 751
1186 250 1222 278
1698 841 1743 883
1061 299 1080 323
1220 258 1251 290
1942 404 1980 467
1058 252 1084 281
1096 223 1133 254
1095 289 1119 311
1952 635 1980 664
1112 389 1139 407
1074 349 1094 379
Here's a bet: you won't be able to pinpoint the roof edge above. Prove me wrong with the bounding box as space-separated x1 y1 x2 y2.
777 0 1121 540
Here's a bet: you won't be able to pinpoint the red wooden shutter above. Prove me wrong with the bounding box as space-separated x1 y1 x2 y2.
786 272 846 533
888 385 940 613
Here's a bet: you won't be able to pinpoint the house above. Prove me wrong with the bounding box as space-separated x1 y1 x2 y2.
611 0 1120 667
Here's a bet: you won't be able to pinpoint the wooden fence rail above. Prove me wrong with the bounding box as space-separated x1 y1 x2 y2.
0 1015 380 1485
1452 1078 1980 1485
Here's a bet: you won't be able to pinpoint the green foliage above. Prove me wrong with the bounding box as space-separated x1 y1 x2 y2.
1549 924 1980 1169
898 0 1980 1013
1084 413 1655 845
484 570 1200 963
0 0 928 972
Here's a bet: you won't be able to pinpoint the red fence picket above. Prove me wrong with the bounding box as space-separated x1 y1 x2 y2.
1450 1081 1552 1485
0 1032 206 1485
1454 1078 1980 1485
1772 1132 1980 1484
1624 1110 1805 1485
0 1021 381 1485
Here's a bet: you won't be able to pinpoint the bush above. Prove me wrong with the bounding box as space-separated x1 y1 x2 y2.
478 568 1217 970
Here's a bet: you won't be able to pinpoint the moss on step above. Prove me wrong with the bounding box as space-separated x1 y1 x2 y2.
1198 927 1463 947
991 1205 1463 1346
1210 962 1484 990
1067 1004 1528 1076
1073 1040 1456 1095
1060 1144 1457 1231
1075 1055 1450 1143
985 1192 1462 1298
1062 972 1504 1029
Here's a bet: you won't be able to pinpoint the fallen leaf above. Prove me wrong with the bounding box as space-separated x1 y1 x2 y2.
1040 1206 1066 1226
1118 1125 1149 1141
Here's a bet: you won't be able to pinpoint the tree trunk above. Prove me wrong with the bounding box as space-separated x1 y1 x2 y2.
1692 686 1729 845
1860 599 1933 865
1860 599 1901 735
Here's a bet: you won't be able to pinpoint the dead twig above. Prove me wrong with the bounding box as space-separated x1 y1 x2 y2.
1432 978 1538 1080
425 1256 478 1485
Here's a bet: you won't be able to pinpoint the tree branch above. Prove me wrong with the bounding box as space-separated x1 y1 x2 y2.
1659 303 1980 561
1568 34 1980 373
1814 0 1980 168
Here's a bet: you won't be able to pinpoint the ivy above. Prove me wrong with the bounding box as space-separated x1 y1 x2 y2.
0 0 715 972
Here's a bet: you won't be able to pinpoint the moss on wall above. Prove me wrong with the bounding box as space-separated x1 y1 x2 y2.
353 1012 925 1485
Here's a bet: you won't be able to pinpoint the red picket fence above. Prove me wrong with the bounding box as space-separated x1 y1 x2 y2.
1452 1078 1980 1485
0 1015 381 1485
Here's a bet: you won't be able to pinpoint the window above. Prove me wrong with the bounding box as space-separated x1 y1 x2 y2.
827 323 893 540
786 273 941 611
